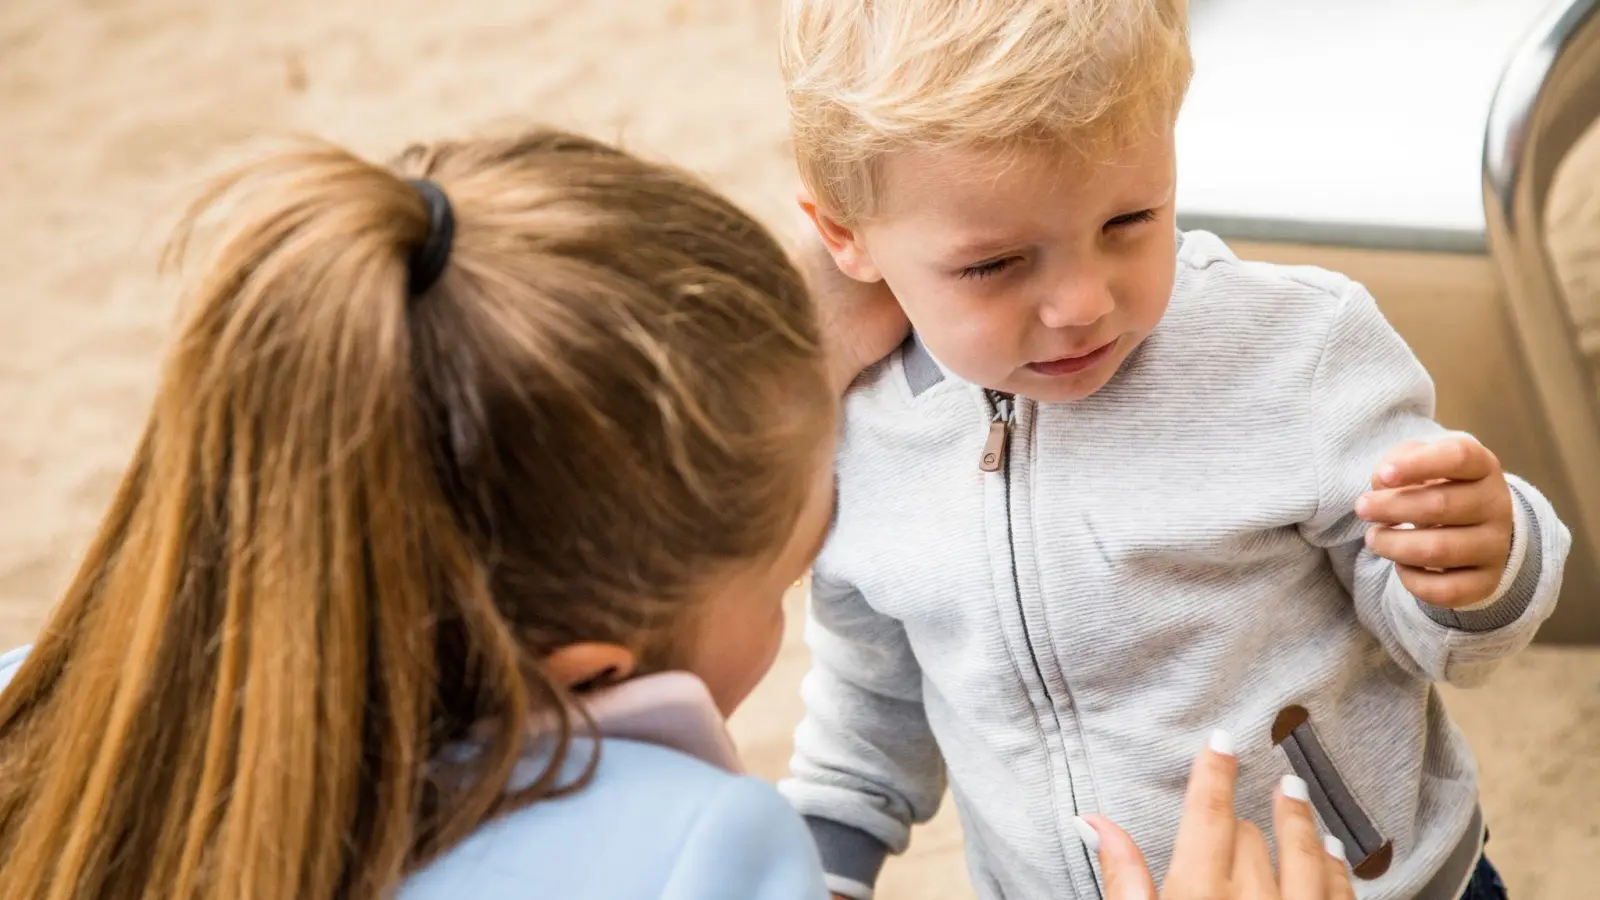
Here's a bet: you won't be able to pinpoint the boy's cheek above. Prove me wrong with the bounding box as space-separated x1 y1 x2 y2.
881 276 952 336
880 266 1039 381
914 316 1027 387
1114 264 1177 337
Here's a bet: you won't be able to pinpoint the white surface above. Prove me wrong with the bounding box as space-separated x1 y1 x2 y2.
1175 0 1558 238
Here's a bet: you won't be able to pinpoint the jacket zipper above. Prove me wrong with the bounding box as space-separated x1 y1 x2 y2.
979 391 1013 473
979 390 1102 900
980 391 1049 709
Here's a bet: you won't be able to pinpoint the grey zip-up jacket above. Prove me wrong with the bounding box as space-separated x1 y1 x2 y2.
780 231 1569 900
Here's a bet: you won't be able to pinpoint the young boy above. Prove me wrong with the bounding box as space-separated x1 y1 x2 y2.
775 1 1570 899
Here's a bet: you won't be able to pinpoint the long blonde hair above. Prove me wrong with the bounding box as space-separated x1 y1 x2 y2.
0 128 831 900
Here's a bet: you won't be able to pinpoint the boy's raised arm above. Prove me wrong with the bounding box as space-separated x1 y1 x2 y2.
1296 282 1570 686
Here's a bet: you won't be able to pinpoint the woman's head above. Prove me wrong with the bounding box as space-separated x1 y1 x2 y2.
0 128 833 900
368 132 836 711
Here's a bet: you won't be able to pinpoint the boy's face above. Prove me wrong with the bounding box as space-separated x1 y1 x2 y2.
816 129 1178 401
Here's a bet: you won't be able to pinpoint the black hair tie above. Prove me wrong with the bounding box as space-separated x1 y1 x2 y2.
406 179 455 297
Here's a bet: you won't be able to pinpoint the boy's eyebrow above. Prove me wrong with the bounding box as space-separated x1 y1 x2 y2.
941 234 1025 260
935 176 1175 261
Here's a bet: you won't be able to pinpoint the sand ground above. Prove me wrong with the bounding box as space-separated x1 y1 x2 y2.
1 1 1597 896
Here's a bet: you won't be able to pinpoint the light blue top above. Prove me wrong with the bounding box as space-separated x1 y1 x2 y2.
400 738 829 900
0 646 828 900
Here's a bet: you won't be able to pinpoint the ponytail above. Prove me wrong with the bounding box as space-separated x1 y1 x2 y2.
0 142 538 900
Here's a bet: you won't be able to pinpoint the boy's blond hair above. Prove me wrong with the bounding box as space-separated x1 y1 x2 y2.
781 0 1193 223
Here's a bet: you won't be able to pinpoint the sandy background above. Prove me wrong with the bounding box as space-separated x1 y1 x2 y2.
1 0 1597 896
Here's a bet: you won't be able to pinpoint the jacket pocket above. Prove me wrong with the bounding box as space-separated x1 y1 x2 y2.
1272 705 1393 879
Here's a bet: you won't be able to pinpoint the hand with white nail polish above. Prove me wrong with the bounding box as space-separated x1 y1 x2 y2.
1076 731 1356 900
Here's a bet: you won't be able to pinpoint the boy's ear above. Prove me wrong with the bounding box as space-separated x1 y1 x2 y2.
797 189 883 283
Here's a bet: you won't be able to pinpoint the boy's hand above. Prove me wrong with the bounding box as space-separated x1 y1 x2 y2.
1355 436 1514 609
792 193 910 395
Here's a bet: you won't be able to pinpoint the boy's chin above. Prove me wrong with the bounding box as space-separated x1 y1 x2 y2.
994 362 1120 403
1014 375 1113 403
958 354 1121 402
1006 337 1146 402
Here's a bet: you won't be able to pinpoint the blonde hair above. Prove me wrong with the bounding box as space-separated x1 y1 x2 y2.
780 0 1193 222
0 128 831 900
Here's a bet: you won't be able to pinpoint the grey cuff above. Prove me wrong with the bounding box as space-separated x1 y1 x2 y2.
805 816 890 898
1417 489 1543 633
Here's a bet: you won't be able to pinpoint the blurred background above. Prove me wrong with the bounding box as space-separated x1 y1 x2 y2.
0 0 1596 897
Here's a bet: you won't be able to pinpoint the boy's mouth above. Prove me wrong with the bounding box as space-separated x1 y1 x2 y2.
1026 339 1118 377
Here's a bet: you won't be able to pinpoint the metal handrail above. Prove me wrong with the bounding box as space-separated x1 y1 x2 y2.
1483 0 1600 642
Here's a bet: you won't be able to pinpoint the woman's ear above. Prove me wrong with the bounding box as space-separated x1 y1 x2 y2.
797 190 883 283
543 643 638 693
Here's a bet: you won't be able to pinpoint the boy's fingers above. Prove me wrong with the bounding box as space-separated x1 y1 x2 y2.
1274 776 1329 900
1168 731 1240 893
1365 522 1508 571
1370 441 1427 490
1076 815 1157 900
1230 820 1281 900
1392 564 1504 610
1357 481 1500 527
1374 436 1498 488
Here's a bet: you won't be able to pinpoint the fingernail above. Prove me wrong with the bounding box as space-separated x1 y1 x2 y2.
1281 774 1310 803
1324 835 1347 862
1073 816 1101 853
1379 464 1399 485
1207 728 1235 757
1355 496 1370 517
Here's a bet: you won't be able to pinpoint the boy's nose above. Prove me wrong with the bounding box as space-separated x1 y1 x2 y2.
1037 280 1114 329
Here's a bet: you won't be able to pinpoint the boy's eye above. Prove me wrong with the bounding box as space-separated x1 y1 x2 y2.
959 257 1018 280
1106 209 1158 231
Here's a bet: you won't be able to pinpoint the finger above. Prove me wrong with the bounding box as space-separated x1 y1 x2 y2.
1323 837 1356 900
1357 481 1506 527
1374 436 1498 488
1393 564 1504 609
1231 820 1280 900
1076 815 1157 900
1371 441 1428 490
1275 775 1329 900
1365 523 1510 571
1168 730 1240 892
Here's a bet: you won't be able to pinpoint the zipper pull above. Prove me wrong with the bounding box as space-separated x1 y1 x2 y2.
979 391 1014 473
980 420 1008 472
